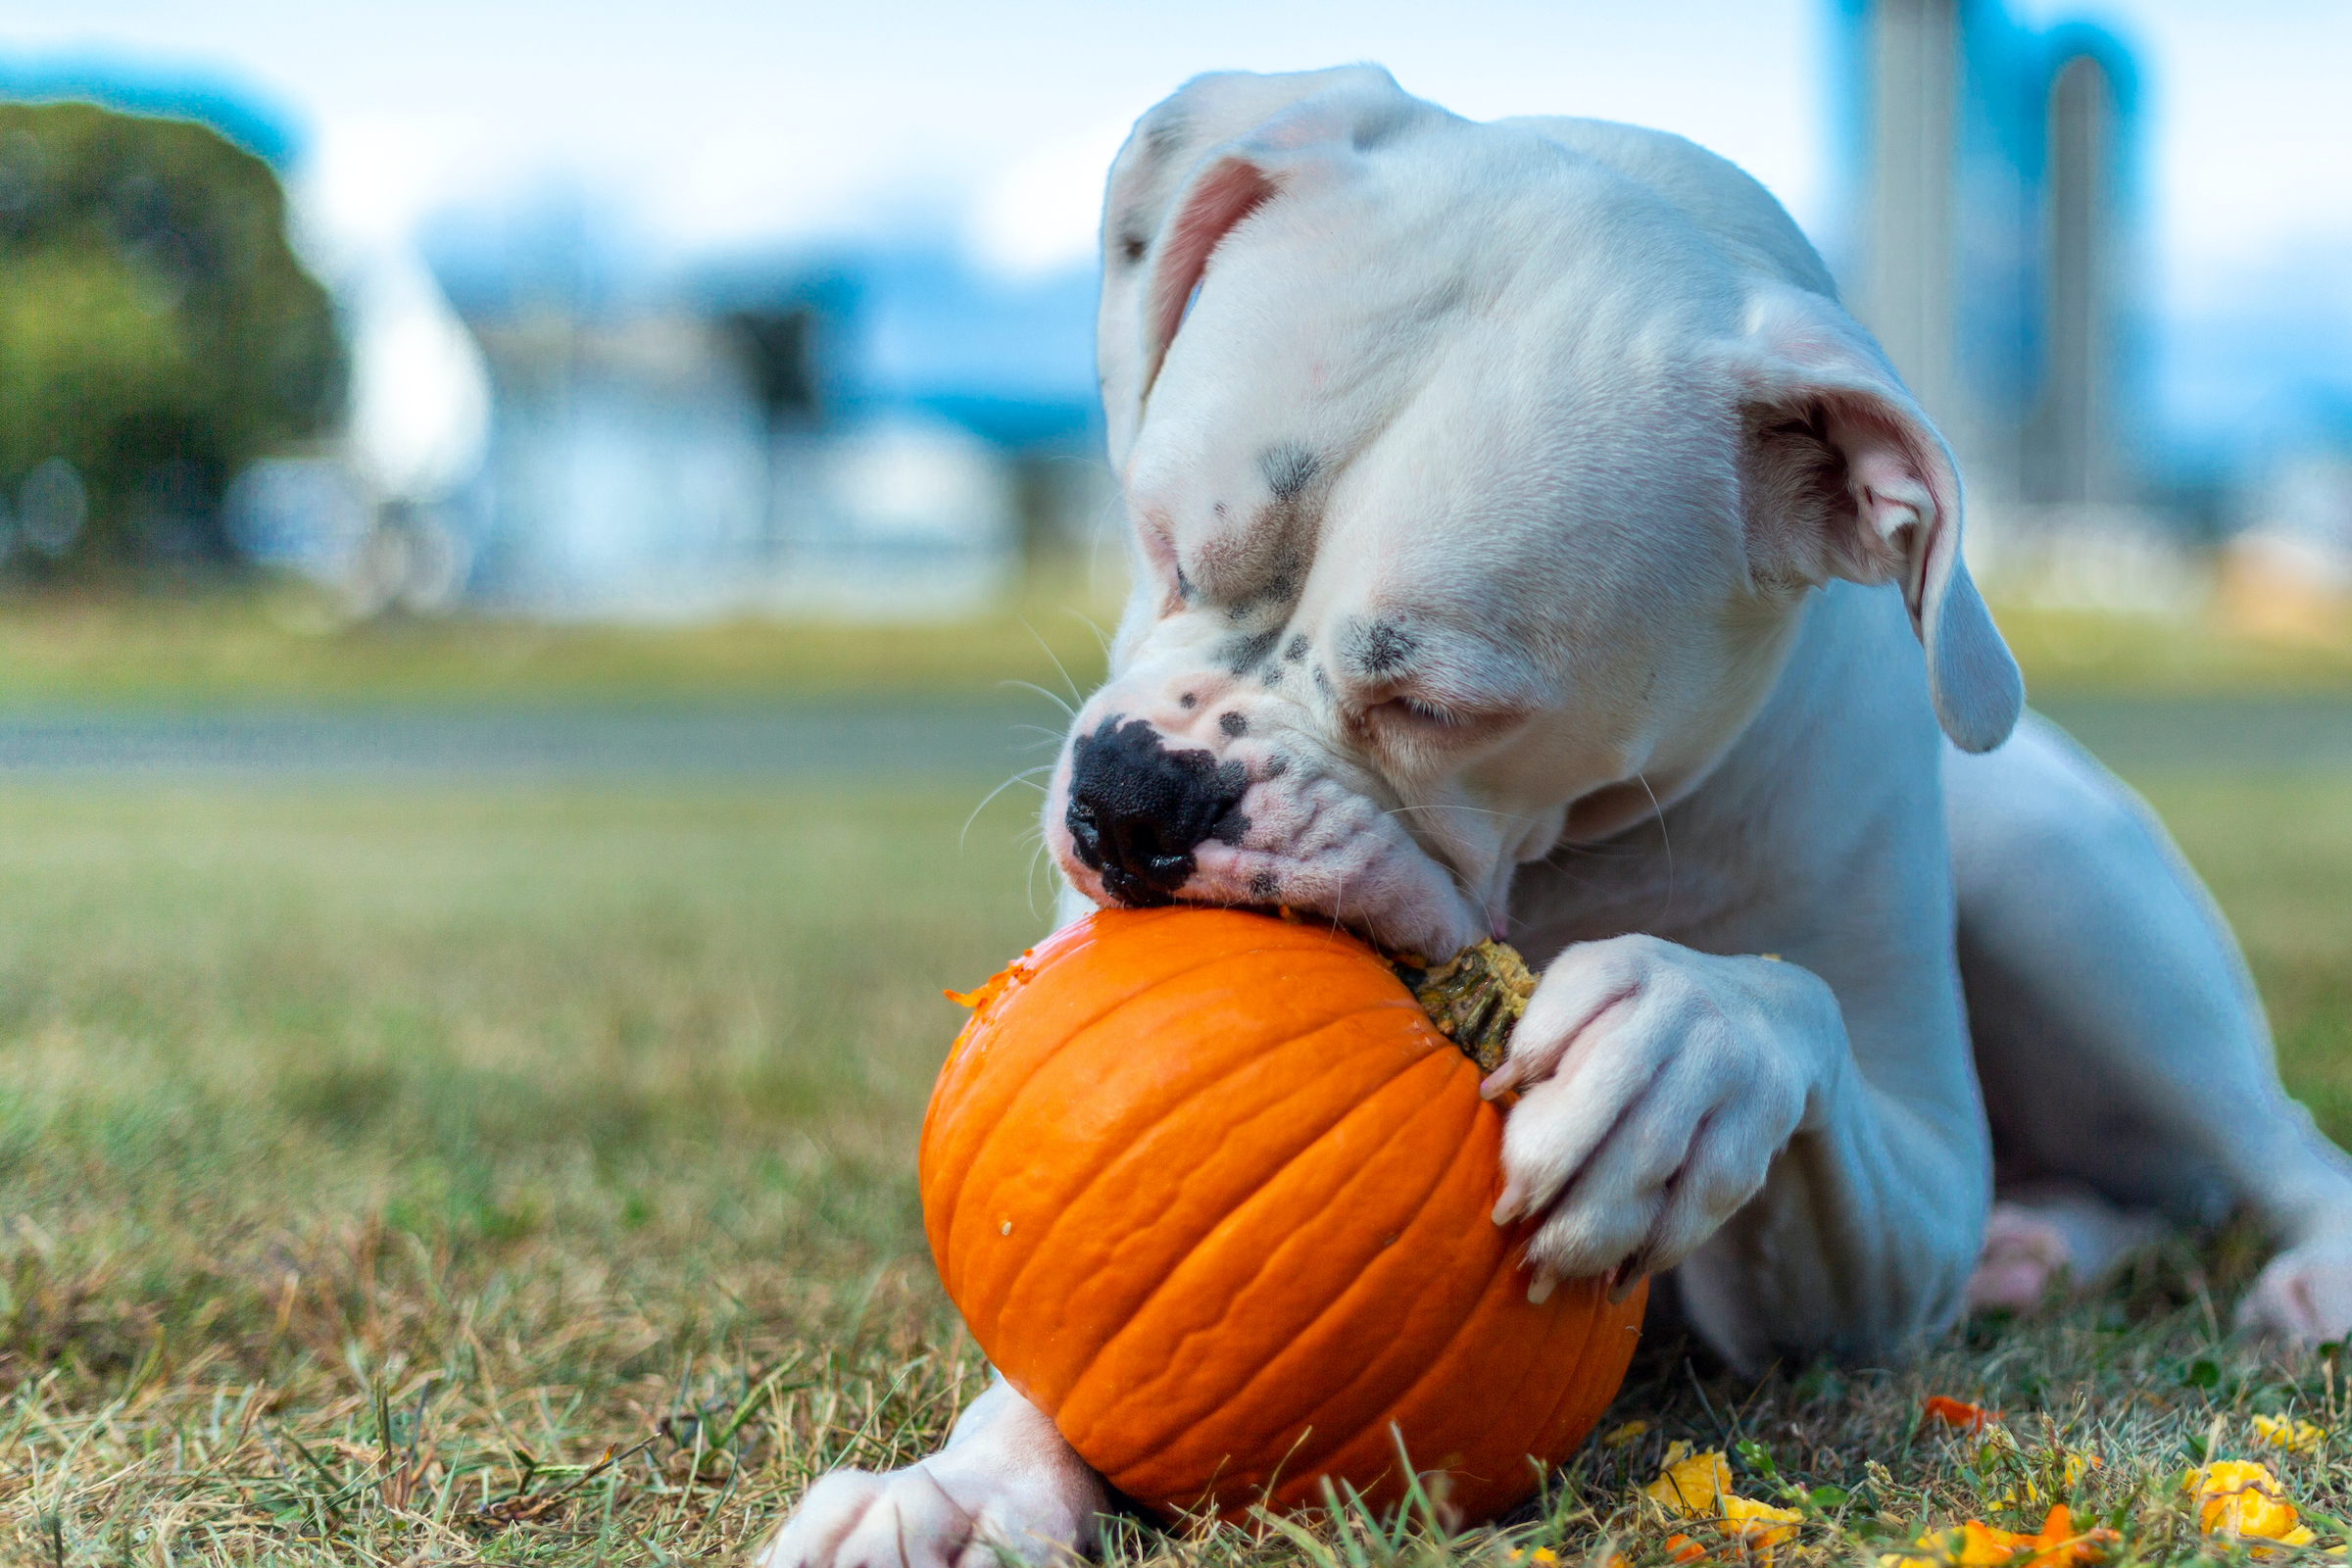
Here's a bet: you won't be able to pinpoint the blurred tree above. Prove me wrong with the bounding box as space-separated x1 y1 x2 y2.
0 101 344 575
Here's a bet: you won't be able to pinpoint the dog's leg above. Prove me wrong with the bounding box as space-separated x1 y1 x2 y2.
757 1376 1105 1568
1946 713 2352 1342
1487 929 1991 1373
1967 1182 2164 1311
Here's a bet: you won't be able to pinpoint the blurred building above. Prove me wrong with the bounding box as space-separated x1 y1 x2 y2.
414 232 1112 620
1831 0 2189 607
414 196 1113 619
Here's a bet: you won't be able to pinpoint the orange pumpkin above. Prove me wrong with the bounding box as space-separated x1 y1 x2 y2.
920 905 1645 1523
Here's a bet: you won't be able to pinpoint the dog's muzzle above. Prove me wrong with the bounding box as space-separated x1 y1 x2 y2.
1063 715 1251 906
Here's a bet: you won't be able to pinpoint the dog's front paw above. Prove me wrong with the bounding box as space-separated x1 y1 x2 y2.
1485 934 1836 1295
758 1444 1099 1568
2238 1237 2352 1347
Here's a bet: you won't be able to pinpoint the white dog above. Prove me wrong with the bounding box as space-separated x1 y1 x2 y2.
764 66 2352 1568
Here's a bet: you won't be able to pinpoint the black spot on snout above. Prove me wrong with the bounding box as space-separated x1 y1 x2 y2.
1219 710 1248 737
1341 618 1420 679
1259 444 1319 504
1283 634 1309 662
1064 716 1250 907
1178 692 1197 710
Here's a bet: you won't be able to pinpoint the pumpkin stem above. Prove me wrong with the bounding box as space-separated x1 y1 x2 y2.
1391 941 1537 1072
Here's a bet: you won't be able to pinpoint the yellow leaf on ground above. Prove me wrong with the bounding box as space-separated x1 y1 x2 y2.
1641 1445 1801 1562
1645 1444 1737 1517
1997 1449 2101 1507
1604 1420 1650 1448
2184 1459 2344 1558
2253 1414 2327 1455
1721 1494 1804 1550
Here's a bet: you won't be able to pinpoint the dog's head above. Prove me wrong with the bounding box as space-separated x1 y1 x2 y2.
1047 67 2022 958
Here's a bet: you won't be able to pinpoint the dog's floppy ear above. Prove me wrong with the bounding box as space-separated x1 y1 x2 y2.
1096 66 1446 466
1727 284 2023 753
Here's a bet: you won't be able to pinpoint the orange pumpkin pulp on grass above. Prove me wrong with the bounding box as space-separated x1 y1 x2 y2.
919 905 1644 1523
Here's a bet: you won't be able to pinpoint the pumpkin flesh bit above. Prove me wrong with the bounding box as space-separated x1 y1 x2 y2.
921 906 1644 1524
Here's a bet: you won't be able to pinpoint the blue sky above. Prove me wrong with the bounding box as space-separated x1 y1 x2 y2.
2 0 2347 457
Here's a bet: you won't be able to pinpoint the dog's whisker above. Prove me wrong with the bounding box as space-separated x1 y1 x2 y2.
1536 848 1600 891
1060 606 1114 661
1000 679 1077 720
1383 802 1521 821
1085 483 1126 598
1636 771 1674 917
961 769 1055 851
1017 617 1086 710
1024 838 1054 921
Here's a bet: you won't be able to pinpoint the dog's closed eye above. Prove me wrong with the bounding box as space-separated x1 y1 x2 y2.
1374 696 1463 729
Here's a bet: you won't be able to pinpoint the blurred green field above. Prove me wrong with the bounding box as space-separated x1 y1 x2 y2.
0 579 1125 709
0 585 2349 709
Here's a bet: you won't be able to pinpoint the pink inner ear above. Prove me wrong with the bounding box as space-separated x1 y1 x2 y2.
1826 403 1945 618
1140 155 1277 395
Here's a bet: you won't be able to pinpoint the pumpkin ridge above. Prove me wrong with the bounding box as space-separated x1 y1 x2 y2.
1515 1288 1628 1471
985 997 1436 1373
1056 1046 1462 1464
1278 1212 1537 1503
1273 1240 1639 1516
936 951 1417 1297
931 943 1327 1283
1180 1062 1495 1488
1417 1271 1606 1497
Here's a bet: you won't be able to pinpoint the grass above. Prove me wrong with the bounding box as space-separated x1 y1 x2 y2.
1995 607 2352 697
0 571 1125 710
0 780 1055 1565
0 763 2347 1567
0 581 2348 711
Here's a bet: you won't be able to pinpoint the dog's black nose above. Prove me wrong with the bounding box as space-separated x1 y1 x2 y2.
1064 716 1250 906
